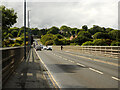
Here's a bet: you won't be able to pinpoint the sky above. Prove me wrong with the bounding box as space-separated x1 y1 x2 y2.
0 0 119 29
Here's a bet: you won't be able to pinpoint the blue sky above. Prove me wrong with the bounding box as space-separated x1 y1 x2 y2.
1 0 119 29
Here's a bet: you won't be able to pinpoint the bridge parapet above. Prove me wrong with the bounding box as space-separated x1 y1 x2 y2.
1 46 30 86
52 46 120 59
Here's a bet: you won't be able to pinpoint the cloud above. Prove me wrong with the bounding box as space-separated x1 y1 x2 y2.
0 0 119 29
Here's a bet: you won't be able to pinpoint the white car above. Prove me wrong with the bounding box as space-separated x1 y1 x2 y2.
47 46 52 51
43 46 47 50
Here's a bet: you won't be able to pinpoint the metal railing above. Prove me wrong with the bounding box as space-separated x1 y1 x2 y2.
52 46 120 59
2 46 30 86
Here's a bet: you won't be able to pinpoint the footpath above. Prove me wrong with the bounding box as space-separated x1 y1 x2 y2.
3 48 55 89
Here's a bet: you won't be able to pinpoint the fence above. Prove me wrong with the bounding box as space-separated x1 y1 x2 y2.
52 46 120 59
2 46 30 86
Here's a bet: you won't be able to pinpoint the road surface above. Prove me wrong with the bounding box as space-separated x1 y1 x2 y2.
35 49 119 88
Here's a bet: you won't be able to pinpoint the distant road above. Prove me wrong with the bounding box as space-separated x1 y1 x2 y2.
36 50 119 88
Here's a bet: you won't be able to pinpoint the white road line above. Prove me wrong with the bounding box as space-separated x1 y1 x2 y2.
59 56 62 58
70 60 74 63
112 77 120 81
63 58 66 60
77 63 85 67
64 58 67 60
89 68 103 74
69 60 71 62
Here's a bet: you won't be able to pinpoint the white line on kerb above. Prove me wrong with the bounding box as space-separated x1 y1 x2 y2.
77 63 85 67
89 68 103 74
112 77 120 81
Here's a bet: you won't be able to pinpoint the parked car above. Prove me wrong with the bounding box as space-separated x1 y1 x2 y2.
35 45 41 51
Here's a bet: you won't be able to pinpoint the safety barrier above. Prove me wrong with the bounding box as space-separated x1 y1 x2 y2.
52 46 120 59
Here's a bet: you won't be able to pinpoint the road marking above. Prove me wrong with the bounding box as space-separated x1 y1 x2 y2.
59 56 62 58
63 58 66 59
70 60 74 63
64 58 67 60
89 68 103 74
63 52 119 67
34 49 60 88
112 77 120 81
68 60 74 63
77 63 85 67
68 60 71 62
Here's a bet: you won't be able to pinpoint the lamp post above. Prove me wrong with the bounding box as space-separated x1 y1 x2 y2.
28 10 31 49
24 0 26 60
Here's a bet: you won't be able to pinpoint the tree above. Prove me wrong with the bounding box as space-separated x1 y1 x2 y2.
82 25 88 31
37 28 47 37
108 30 120 41
45 40 54 46
78 31 92 39
47 26 60 34
56 34 64 39
93 39 109 46
1 5 17 40
74 35 90 45
60 25 71 37
111 41 120 46
82 41 93 46
88 25 104 35
93 32 109 39
40 34 56 45
11 30 18 37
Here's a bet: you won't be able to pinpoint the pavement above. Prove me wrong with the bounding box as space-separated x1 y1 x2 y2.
36 50 119 89
3 48 54 89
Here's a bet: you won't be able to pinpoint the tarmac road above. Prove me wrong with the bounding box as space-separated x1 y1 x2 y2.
36 50 119 88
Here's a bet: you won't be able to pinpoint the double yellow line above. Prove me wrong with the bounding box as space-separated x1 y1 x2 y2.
63 51 119 67
34 49 60 89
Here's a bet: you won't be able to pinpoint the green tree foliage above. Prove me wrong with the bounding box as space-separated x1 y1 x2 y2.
60 25 71 37
47 26 60 34
111 41 120 46
31 28 39 35
92 39 109 46
93 32 109 39
40 34 56 45
82 25 88 31
54 38 67 45
105 28 113 33
78 31 92 39
11 30 18 37
88 25 104 35
74 35 90 45
45 40 54 46
108 30 120 41
1 5 17 40
56 34 64 39
82 41 93 46
37 29 47 37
